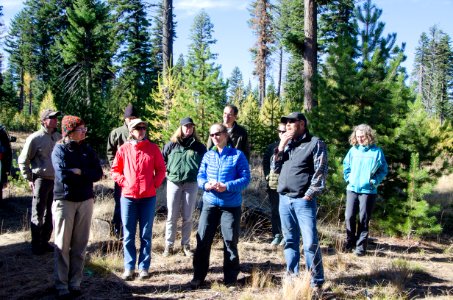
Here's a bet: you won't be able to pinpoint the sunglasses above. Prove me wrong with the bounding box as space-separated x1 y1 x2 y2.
209 132 224 137
74 127 88 133
277 130 286 134
134 126 147 131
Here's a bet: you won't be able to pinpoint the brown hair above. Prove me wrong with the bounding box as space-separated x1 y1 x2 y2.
170 125 201 144
348 124 376 146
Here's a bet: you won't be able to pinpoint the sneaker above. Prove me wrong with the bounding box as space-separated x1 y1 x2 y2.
56 289 71 300
355 250 366 256
270 234 283 246
279 237 285 246
183 245 194 257
190 278 204 289
163 245 174 257
122 270 135 281
138 270 150 280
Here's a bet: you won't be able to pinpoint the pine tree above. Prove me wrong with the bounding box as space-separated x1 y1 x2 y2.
181 10 227 142
227 67 246 105
109 0 155 115
249 0 275 105
412 26 453 124
238 93 264 153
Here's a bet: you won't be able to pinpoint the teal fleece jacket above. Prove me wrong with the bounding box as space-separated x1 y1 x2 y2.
343 145 388 194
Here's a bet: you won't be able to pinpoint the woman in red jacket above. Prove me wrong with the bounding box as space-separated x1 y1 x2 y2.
111 119 166 281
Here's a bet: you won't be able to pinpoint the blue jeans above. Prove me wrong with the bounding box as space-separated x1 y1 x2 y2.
193 200 241 285
121 196 156 271
279 194 324 286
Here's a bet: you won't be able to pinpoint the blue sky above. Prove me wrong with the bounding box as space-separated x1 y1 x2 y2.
2 0 453 85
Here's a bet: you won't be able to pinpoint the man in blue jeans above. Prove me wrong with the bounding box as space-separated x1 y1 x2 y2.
272 112 328 289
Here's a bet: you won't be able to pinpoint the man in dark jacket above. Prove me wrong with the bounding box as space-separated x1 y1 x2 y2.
207 104 250 161
0 124 13 202
262 122 286 246
272 112 328 290
106 104 138 238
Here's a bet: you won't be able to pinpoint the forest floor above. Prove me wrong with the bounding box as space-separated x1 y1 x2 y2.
0 132 452 300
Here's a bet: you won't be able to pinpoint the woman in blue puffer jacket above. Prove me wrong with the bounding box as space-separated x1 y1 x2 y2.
190 123 250 289
343 124 388 256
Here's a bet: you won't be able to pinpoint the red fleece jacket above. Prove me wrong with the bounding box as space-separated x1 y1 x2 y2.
111 139 166 199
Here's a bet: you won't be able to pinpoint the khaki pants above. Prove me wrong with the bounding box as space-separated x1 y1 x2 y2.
52 199 93 293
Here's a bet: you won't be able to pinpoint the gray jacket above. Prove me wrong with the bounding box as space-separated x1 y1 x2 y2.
18 126 61 181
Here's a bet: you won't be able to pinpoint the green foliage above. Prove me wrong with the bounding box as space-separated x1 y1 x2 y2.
238 93 265 153
378 153 442 237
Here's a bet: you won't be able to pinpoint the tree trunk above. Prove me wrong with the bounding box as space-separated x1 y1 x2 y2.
162 0 173 77
277 46 283 98
304 0 317 111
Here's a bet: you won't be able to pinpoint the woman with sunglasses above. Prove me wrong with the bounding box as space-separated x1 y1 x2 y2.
162 117 206 257
190 123 250 289
52 116 103 298
111 119 166 281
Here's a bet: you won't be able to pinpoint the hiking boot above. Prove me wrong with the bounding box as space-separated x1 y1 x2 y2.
183 245 194 257
163 245 174 257
69 286 82 297
190 278 204 289
122 270 135 281
270 234 283 246
138 270 150 280
311 285 323 300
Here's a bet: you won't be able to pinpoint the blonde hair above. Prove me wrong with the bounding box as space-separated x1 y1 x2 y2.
170 125 201 144
348 124 376 146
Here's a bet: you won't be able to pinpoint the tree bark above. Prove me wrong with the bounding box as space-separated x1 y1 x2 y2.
162 0 173 77
304 0 317 111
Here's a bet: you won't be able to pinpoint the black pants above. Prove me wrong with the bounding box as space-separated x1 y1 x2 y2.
31 177 54 250
345 191 376 252
193 201 241 285
111 182 122 237
267 188 282 237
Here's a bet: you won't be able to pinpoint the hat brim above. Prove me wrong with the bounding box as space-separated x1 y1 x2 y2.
281 117 297 123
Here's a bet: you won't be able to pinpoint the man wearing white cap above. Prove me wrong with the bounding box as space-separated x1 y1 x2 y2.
18 108 61 255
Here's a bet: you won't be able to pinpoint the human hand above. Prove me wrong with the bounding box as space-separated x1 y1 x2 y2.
70 168 82 175
215 182 227 193
205 181 217 191
28 181 34 191
278 131 294 152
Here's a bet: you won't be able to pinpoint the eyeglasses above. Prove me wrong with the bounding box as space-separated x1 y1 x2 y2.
209 132 224 137
134 126 147 131
277 130 286 134
286 119 298 124
74 127 88 133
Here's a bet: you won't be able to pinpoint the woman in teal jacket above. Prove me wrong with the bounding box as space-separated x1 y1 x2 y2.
343 124 388 256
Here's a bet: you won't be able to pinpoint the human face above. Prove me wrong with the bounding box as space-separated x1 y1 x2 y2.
223 107 237 127
277 124 286 136
69 125 87 142
355 129 367 146
131 124 147 140
285 119 305 138
42 116 58 130
209 125 227 148
182 124 194 137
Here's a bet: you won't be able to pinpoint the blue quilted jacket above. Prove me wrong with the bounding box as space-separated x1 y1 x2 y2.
197 146 250 207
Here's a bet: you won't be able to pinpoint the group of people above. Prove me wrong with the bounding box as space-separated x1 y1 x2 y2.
1 102 388 298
